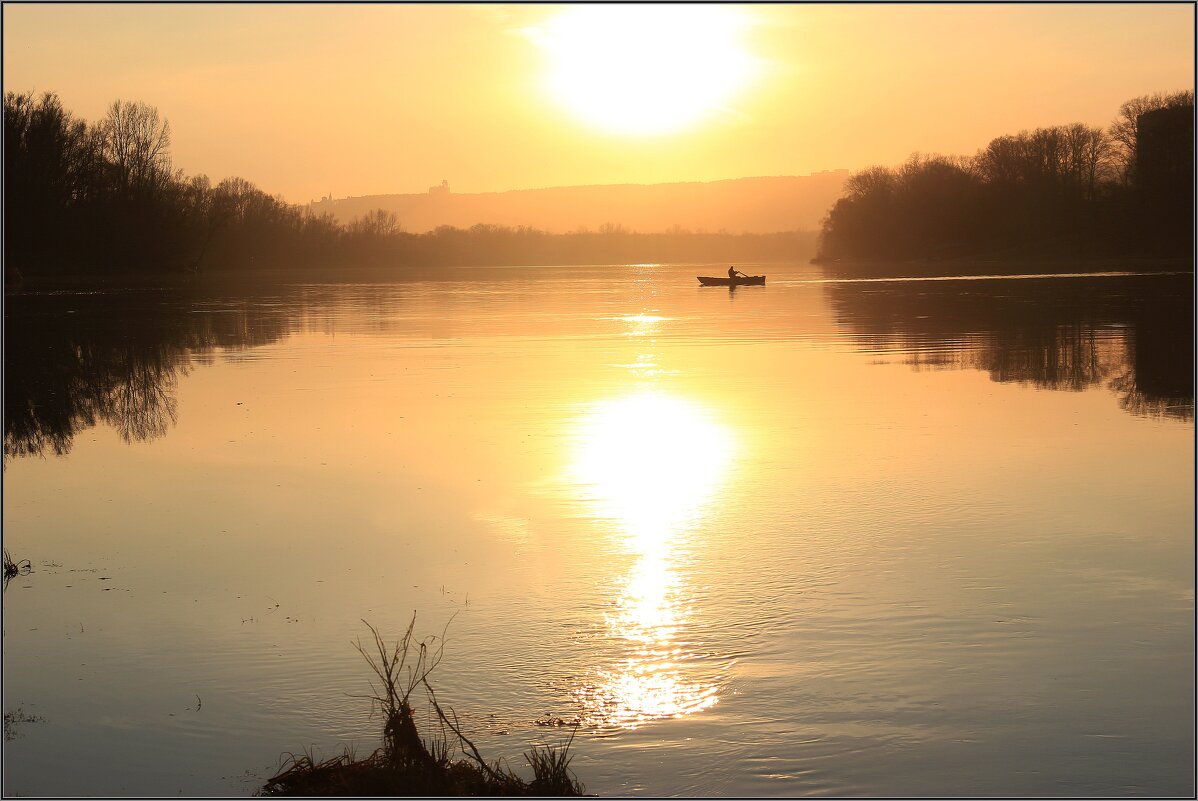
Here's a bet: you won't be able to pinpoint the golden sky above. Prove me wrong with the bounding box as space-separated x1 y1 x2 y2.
4 3 1192 203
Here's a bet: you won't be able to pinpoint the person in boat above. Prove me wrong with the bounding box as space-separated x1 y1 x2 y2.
728 266 749 279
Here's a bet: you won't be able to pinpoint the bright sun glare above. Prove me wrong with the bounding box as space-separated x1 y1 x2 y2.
530 5 758 136
569 391 734 727
571 392 734 543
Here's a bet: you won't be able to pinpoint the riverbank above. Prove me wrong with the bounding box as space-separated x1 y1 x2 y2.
261 620 584 797
811 254 1194 279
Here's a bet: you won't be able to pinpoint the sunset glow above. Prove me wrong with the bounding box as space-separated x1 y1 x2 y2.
3 2 1194 794
3 5 1190 200
530 5 759 135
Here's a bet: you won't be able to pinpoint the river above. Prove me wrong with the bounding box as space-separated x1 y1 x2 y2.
3 262 1192 796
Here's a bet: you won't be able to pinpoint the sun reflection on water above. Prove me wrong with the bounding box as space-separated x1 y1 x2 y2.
569 390 734 728
572 392 733 545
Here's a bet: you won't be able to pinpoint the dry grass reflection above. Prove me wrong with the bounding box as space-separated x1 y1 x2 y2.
569 391 733 728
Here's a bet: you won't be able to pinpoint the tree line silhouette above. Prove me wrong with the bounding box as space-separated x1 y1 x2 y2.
816 91 1194 264
4 91 813 279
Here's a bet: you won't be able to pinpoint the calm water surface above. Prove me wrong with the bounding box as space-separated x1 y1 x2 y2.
3 263 1193 796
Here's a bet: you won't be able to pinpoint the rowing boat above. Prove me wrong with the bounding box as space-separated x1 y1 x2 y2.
697 275 766 286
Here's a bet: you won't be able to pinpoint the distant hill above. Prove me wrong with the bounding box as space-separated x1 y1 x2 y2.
308 172 849 234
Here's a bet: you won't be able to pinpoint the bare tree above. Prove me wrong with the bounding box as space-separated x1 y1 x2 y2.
845 165 896 198
347 208 401 237
99 99 172 196
974 134 1032 185
1061 123 1116 199
1108 90 1194 182
975 125 1113 197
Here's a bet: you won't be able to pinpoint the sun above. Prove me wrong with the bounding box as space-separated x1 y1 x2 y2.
528 5 759 136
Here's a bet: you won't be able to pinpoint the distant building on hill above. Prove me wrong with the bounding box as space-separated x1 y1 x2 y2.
309 173 849 234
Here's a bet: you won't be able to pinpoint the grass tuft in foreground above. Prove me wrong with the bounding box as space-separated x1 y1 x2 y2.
260 616 584 796
3 549 32 589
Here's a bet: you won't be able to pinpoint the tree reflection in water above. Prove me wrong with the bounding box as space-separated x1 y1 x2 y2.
823 273 1193 421
3 286 294 462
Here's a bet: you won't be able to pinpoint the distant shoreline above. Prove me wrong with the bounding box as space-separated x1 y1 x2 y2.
811 254 1194 279
6 256 1191 295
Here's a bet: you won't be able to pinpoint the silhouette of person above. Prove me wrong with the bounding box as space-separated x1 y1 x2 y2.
728 266 748 279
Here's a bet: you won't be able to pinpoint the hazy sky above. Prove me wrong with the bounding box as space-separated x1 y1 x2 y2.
4 3 1192 203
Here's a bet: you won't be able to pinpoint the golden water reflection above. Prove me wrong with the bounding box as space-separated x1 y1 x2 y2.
569 390 733 728
571 392 732 544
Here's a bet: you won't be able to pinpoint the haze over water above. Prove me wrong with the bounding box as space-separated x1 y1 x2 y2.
4 263 1192 797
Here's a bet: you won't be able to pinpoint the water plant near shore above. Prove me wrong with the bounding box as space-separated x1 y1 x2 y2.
3 706 45 742
2 549 32 589
260 616 584 796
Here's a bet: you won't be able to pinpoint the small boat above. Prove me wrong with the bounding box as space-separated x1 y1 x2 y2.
697 275 766 286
